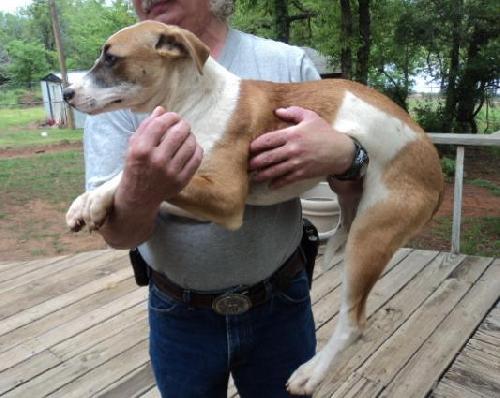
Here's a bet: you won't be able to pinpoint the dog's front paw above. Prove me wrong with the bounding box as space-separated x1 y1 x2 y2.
66 190 114 232
287 350 332 396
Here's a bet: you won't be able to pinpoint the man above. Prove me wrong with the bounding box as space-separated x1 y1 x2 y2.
85 0 357 396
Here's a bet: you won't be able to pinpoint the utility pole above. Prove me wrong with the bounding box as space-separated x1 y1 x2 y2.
49 0 75 129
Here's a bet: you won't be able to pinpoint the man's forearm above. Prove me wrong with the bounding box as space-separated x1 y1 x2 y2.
98 200 159 249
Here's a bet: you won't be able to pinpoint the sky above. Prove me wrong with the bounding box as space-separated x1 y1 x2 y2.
0 0 32 14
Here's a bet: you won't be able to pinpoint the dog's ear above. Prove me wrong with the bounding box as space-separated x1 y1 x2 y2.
155 30 210 74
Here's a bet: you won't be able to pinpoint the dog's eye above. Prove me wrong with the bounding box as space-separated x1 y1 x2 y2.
104 53 118 67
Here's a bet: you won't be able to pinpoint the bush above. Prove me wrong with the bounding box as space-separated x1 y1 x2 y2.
0 87 42 106
440 156 455 177
412 100 445 132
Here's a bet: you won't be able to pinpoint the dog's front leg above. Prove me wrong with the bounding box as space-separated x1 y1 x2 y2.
66 172 122 232
169 173 249 230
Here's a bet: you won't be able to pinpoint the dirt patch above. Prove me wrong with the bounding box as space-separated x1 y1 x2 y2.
0 141 82 159
409 146 500 253
0 199 107 261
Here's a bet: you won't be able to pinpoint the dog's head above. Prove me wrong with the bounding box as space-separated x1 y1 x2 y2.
63 21 210 115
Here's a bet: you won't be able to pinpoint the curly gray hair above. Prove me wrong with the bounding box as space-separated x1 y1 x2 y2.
210 0 235 20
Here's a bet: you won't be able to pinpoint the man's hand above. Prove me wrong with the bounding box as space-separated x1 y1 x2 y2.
116 106 203 211
249 106 355 189
100 106 203 249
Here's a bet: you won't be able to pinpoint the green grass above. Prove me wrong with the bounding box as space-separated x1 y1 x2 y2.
467 178 500 196
0 128 82 148
0 107 46 129
0 87 42 106
0 150 85 210
0 106 83 148
429 216 500 257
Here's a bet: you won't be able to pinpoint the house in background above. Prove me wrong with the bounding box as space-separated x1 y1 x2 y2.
40 71 87 128
302 47 341 79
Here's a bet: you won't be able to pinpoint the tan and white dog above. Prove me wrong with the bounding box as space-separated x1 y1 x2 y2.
64 21 443 395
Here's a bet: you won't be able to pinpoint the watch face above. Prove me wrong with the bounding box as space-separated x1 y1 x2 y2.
333 139 369 181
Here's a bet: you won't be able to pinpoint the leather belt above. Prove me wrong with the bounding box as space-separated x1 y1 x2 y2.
150 247 305 316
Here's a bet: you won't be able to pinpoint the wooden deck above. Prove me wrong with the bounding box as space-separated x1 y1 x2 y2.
0 248 498 397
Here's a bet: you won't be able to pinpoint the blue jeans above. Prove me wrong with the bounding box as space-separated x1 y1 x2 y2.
148 270 316 398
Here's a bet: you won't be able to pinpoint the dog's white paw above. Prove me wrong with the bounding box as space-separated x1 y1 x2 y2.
66 190 113 232
287 350 332 396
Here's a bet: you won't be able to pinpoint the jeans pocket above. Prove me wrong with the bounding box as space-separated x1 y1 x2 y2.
275 270 311 305
148 283 183 314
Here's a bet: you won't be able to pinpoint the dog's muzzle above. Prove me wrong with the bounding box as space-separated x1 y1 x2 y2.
212 293 252 315
63 87 75 103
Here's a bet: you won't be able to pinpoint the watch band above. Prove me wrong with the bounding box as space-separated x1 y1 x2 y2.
333 138 369 181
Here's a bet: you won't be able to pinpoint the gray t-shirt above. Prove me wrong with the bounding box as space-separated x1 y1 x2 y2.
84 28 320 290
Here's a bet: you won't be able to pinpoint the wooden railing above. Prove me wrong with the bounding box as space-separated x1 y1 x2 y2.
427 131 500 254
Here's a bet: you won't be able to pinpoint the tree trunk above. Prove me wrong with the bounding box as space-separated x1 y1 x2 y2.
274 0 289 43
340 0 353 79
456 26 488 133
443 0 463 132
355 0 371 84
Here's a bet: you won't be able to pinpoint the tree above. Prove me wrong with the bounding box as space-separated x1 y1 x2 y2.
354 0 371 84
339 0 353 79
5 40 52 87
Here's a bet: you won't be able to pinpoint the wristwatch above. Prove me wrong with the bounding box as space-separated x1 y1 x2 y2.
332 138 369 181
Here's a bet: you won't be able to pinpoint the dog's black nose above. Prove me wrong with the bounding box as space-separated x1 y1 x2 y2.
63 87 75 103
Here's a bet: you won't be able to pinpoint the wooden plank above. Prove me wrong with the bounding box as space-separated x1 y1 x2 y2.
452 146 464 254
4 318 148 398
0 288 147 370
0 266 134 340
0 303 147 396
0 250 129 321
313 249 428 330
311 248 412 306
327 256 494 397
0 250 122 292
315 252 467 395
378 259 499 398
428 133 500 147
0 254 69 278
98 363 155 398
138 387 161 398
0 351 61 396
432 299 500 398
0 277 141 355
50 302 147 361
47 340 150 398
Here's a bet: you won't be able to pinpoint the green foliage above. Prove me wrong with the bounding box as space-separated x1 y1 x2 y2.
412 99 446 132
5 40 53 86
0 0 498 132
440 156 456 177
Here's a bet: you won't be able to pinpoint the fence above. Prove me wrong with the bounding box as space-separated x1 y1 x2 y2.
428 132 500 254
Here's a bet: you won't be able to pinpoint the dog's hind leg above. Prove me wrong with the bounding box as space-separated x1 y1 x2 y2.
287 190 435 396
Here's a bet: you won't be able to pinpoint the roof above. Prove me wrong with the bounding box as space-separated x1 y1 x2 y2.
41 71 87 85
302 47 339 75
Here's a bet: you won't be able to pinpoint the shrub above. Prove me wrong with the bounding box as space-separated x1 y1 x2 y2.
440 156 455 177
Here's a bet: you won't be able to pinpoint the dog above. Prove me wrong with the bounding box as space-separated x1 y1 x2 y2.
63 21 443 395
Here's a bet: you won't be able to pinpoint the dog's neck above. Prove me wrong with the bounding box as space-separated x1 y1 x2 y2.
164 57 242 150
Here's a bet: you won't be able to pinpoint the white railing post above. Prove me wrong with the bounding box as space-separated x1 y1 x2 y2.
451 146 465 254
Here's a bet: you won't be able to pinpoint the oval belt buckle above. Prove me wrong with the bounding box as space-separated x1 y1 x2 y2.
212 293 252 315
